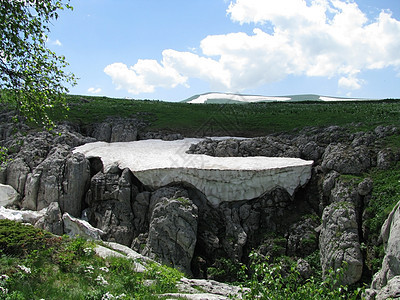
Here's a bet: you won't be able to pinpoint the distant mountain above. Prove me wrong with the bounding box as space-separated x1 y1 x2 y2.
182 92 374 104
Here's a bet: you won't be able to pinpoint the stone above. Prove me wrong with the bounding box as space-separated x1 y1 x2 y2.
358 178 373 196
62 213 105 240
319 202 363 285
74 139 313 207
375 276 400 300
377 148 398 170
371 201 400 291
6 158 30 195
142 197 198 276
34 201 64 235
321 143 373 174
0 184 20 207
84 168 136 246
22 146 90 216
0 206 46 224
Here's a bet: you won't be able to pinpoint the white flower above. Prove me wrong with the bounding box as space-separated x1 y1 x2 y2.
0 274 9 281
100 266 109 273
95 275 108 286
0 286 8 295
17 265 31 274
83 247 93 256
101 292 115 300
85 265 94 274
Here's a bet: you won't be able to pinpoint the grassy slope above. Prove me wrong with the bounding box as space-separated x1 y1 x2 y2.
53 95 400 137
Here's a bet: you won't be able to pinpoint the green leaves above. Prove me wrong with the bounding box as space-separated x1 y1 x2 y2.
0 0 77 128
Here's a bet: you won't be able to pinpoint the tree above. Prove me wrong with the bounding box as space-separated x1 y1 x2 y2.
0 0 76 128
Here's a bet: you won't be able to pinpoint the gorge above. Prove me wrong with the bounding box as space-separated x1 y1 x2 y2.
1 112 400 299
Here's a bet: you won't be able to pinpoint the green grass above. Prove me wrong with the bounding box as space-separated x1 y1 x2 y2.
0 220 184 300
47 95 400 137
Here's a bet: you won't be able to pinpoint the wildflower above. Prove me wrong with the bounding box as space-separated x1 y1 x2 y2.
83 247 93 256
100 266 109 273
95 275 108 286
17 265 31 274
0 286 8 295
0 274 9 281
85 265 94 274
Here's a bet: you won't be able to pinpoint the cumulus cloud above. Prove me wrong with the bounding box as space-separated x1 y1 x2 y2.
104 59 187 94
88 87 102 94
105 0 400 93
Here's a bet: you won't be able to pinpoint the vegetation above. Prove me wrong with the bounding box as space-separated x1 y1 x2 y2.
47 95 400 137
242 253 363 300
0 0 76 128
0 220 183 299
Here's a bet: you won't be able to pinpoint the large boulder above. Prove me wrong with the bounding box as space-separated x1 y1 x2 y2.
22 146 90 216
321 144 373 174
0 184 20 207
319 202 363 285
143 197 198 276
368 201 400 294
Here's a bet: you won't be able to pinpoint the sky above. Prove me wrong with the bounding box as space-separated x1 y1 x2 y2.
48 0 400 102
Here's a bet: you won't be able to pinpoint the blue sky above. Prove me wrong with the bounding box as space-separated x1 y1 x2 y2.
48 0 400 102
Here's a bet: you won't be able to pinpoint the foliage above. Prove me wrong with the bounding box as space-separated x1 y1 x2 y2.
0 0 76 128
242 252 364 300
0 220 184 299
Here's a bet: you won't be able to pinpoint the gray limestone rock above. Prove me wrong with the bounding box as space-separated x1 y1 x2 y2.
321 143 373 174
0 184 20 207
85 168 137 246
143 197 198 276
371 201 400 291
319 202 363 285
35 201 64 235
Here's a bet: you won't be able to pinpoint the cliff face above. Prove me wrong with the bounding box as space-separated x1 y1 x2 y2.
1 117 400 295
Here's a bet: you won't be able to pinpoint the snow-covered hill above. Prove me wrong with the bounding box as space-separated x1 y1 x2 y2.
183 92 372 104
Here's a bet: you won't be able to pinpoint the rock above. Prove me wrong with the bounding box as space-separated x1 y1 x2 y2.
377 148 398 170
85 168 137 246
34 202 64 235
370 201 400 291
6 158 30 195
0 184 20 207
375 276 400 300
358 178 373 196
319 202 363 285
287 217 319 257
90 118 141 142
143 197 198 276
173 277 249 299
22 146 90 216
0 206 46 224
322 171 340 197
297 258 312 279
321 144 373 174
62 212 105 240
220 204 247 262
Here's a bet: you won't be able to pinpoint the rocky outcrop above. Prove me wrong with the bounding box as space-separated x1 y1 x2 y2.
84 166 138 246
365 201 400 299
22 145 91 216
142 197 198 275
1 117 400 287
319 201 363 285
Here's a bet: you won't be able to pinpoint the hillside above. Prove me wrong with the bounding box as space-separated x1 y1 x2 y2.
51 95 400 137
182 92 375 104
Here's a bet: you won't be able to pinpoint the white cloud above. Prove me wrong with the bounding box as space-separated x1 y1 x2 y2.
88 87 102 94
104 60 187 94
105 0 400 93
